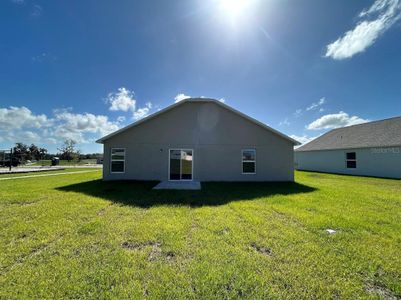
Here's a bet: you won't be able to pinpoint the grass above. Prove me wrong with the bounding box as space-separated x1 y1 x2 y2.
0 170 400 299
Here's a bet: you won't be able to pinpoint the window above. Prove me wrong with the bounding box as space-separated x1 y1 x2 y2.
111 148 125 173
242 149 256 174
346 152 356 168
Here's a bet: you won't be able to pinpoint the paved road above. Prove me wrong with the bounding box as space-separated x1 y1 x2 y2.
0 167 65 174
0 170 99 181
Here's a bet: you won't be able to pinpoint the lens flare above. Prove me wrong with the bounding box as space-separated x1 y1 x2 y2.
218 0 252 19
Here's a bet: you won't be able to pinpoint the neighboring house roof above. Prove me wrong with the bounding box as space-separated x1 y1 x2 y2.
96 98 300 145
296 116 401 152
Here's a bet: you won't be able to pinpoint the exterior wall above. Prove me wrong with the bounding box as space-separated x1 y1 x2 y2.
103 101 294 181
295 147 401 179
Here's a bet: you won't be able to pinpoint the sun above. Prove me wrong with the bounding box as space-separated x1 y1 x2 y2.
218 0 252 19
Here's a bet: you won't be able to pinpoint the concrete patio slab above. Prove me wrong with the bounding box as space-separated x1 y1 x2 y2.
153 181 201 190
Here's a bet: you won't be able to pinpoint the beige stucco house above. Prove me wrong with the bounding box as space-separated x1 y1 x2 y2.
97 98 299 182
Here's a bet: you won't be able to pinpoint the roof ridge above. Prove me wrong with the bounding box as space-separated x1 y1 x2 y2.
296 115 401 152
331 115 401 131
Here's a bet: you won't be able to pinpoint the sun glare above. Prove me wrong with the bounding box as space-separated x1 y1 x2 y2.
218 0 252 20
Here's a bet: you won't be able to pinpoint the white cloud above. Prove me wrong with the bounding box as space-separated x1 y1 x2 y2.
54 110 119 143
325 0 401 60
306 111 369 130
31 52 57 63
174 93 191 103
21 131 41 142
293 109 303 117
0 105 123 152
200 95 226 103
133 102 152 120
0 130 43 145
290 134 319 146
31 4 43 17
107 87 154 120
306 97 326 111
45 137 58 144
0 106 50 130
279 118 290 126
116 116 126 123
107 87 136 112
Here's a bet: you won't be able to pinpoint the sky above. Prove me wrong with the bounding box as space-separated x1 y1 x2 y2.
1 0 401 153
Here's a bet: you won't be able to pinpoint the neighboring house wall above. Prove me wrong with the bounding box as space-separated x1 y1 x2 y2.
103 101 294 181
295 147 401 179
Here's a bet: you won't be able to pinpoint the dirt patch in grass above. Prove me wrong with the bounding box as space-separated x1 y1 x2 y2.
2 201 37 207
97 204 114 216
121 241 149 250
365 282 397 300
148 242 162 261
250 242 272 256
216 227 230 235
121 241 177 262
165 251 176 261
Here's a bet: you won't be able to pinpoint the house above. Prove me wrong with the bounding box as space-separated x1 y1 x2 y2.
295 117 401 179
96 98 299 182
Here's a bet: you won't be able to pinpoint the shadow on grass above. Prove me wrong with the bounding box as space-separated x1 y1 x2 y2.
56 179 317 208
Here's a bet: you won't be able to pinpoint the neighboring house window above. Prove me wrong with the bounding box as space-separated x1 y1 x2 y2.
346 152 356 168
111 148 125 173
242 149 256 174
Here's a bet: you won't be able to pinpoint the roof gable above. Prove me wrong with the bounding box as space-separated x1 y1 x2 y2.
96 98 299 145
296 116 401 152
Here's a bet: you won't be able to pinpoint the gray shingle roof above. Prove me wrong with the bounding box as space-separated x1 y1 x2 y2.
296 116 401 152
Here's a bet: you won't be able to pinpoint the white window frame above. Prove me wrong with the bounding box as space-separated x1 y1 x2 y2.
110 148 126 174
242 149 256 175
168 149 194 181
345 152 357 169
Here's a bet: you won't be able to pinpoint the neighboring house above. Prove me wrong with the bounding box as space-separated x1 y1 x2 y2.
97 98 299 182
295 117 401 179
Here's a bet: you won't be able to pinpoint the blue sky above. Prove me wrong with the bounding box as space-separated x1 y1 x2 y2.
1 0 401 153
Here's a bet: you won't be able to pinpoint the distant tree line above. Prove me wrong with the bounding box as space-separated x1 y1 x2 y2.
1 139 102 167
55 139 101 161
12 143 48 161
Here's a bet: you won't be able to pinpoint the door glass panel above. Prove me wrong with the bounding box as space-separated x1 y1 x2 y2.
169 150 181 180
181 150 193 180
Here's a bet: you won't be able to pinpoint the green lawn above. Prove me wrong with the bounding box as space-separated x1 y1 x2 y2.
0 170 400 299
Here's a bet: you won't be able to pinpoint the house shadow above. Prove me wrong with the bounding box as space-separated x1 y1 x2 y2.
56 179 317 208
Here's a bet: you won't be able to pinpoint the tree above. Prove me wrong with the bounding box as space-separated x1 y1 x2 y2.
29 144 40 161
13 143 29 163
58 139 78 162
38 148 48 160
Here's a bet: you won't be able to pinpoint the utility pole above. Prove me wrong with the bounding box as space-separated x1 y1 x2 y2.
9 148 12 172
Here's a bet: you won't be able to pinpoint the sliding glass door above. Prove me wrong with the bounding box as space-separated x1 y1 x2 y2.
169 149 193 181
